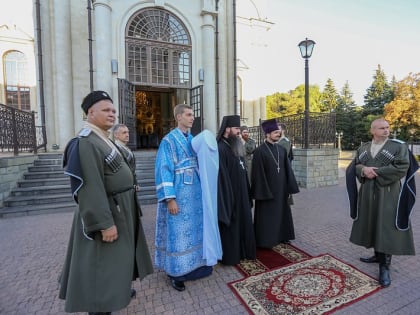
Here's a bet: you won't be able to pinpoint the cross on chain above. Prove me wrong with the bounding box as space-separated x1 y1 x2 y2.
239 160 245 170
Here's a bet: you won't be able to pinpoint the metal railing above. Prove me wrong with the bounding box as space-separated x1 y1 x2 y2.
249 112 336 148
0 103 47 156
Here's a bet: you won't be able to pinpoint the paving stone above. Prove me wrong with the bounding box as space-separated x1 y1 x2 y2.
0 165 419 314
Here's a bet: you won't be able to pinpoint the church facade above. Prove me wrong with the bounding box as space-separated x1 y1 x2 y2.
36 0 237 150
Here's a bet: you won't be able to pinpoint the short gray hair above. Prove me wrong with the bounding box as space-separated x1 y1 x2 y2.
110 123 127 140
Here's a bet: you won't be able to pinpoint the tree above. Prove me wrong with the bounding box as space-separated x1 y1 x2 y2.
338 81 357 110
335 82 359 149
266 84 323 118
334 82 371 149
266 92 292 118
321 78 339 112
363 64 393 115
384 72 420 141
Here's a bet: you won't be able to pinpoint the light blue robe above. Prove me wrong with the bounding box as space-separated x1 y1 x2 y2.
191 130 223 266
154 128 206 276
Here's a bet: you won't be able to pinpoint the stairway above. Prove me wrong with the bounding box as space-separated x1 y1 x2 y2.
0 150 157 218
0 153 74 217
135 150 158 205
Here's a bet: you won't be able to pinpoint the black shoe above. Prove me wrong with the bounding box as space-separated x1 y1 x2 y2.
360 255 379 263
379 265 391 287
130 288 136 298
170 279 185 291
280 240 291 244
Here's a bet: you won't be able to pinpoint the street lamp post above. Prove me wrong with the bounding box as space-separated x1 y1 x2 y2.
298 38 315 149
409 128 416 152
336 131 343 156
392 128 401 139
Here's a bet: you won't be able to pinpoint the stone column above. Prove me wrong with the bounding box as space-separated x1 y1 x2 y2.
93 0 113 93
52 0 74 147
200 6 217 133
259 97 266 120
292 148 339 188
253 99 261 125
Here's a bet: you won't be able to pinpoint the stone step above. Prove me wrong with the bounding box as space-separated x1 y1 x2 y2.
137 178 155 185
23 171 66 180
17 178 69 188
34 159 62 166
4 193 73 207
136 173 154 180
136 164 155 169
1 150 158 216
138 194 157 205
37 153 63 160
28 165 64 172
137 186 156 196
11 185 71 197
0 202 75 218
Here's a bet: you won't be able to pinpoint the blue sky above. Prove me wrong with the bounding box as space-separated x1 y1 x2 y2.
236 0 420 105
2 0 419 106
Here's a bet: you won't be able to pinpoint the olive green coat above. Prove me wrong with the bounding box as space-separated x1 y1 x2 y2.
350 139 415 255
59 131 153 313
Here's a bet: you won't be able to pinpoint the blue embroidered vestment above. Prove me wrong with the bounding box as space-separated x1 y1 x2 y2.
154 128 206 276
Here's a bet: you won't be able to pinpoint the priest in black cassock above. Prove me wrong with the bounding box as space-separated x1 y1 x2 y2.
216 115 256 265
251 118 300 248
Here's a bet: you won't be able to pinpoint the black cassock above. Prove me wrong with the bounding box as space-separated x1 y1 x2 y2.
251 141 299 248
217 139 256 265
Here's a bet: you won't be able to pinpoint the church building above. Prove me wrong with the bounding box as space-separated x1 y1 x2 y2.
35 0 237 149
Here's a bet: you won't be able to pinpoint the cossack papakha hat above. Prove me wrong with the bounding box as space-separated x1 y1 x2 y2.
81 90 113 114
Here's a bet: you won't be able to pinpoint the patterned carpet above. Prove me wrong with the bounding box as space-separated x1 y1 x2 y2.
236 243 311 276
231 248 382 314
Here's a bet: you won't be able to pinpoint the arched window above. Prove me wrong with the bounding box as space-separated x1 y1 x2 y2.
126 8 192 88
3 51 31 111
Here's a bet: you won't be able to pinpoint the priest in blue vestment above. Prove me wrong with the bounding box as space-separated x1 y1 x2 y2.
154 104 213 291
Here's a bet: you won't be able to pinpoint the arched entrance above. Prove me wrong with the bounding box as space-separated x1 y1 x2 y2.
119 7 201 149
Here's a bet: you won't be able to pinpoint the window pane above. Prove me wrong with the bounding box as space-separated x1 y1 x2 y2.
4 51 31 111
126 8 191 87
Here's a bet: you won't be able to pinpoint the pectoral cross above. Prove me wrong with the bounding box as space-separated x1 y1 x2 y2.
239 160 245 170
277 166 280 173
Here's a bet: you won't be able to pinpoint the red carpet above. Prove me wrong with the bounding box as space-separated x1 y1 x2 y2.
231 247 382 314
236 243 311 276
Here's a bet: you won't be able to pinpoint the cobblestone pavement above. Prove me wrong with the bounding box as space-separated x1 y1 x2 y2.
1 163 419 315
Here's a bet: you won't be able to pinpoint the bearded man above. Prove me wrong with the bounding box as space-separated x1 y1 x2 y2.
240 125 256 181
216 115 256 265
251 118 299 248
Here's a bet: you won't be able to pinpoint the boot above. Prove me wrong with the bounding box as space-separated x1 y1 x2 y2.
360 251 379 263
378 253 392 287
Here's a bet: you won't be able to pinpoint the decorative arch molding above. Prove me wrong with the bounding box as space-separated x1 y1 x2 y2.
125 7 192 88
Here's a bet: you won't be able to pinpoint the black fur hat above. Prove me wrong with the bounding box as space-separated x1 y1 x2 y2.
81 90 113 114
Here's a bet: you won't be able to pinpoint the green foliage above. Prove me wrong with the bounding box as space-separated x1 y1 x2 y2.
384 72 420 141
265 67 419 149
363 64 393 115
320 78 339 112
266 84 323 118
337 81 356 110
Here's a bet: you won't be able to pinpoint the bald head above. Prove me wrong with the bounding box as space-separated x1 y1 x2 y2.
370 118 390 142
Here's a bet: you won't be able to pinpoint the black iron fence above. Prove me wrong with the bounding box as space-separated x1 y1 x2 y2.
249 112 336 148
0 103 47 155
